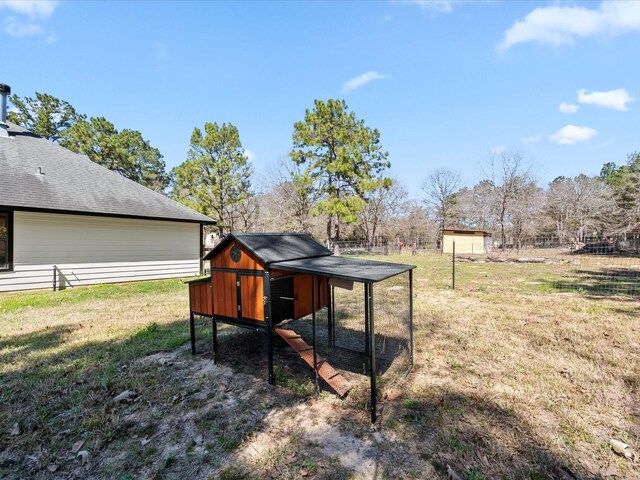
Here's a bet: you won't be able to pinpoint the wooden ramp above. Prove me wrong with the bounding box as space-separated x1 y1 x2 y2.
275 328 352 397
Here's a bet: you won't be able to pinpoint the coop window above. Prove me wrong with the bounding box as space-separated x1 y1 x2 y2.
0 211 13 271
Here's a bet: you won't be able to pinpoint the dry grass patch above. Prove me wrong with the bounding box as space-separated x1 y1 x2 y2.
1 257 639 479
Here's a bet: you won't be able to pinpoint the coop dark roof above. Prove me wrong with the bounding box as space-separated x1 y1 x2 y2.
0 122 213 223
203 232 332 263
271 255 415 283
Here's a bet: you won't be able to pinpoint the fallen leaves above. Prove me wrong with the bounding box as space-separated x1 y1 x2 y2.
446 464 463 480
599 465 620 477
71 440 84 453
113 390 138 403
77 450 91 465
383 387 402 401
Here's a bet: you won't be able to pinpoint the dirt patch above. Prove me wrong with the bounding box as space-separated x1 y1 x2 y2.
80 345 425 479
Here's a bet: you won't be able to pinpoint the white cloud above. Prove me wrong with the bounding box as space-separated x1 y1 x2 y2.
490 145 507 155
341 71 387 95
598 139 614 148
1 1 58 40
0 0 58 19
499 1 640 51
397 1 454 13
521 135 541 143
245 149 256 162
577 88 635 111
4 18 45 36
549 125 597 145
559 102 579 114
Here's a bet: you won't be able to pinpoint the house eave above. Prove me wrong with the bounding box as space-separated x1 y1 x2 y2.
1 204 216 225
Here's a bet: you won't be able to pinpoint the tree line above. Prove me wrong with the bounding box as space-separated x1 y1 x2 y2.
9 91 640 249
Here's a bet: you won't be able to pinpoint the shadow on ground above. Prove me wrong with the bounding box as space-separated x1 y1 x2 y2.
0 316 628 479
543 267 640 297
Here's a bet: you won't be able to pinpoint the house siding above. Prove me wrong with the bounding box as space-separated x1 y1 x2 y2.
0 211 200 292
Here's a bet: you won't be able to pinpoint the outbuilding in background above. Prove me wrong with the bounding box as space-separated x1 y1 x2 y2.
442 229 492 255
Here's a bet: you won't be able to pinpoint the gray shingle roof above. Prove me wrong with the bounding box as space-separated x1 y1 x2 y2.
204 233 332 263
0 122 213 223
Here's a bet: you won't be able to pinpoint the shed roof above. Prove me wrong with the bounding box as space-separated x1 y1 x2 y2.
271 255 415 283
0 122 213 223
442 229 491 235
203 232 332 264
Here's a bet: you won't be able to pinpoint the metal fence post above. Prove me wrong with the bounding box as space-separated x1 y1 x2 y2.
409 270 414 365
311 275 318 399
452 240 456 290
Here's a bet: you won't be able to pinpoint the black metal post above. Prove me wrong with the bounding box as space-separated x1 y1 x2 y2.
311 275 319 399
328 284 334 347
452 240 456 290
409 269 414 366
264 270 274 385
364 283 370 356
368 283 377 423
52 265 57 292
199 223 205 276
212 318 218 364
331 286 336 346
190 312 196 354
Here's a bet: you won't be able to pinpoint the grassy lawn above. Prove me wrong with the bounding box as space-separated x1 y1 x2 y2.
1 256 639 479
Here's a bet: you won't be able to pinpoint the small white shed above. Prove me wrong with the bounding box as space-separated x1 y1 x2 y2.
442 229 492 254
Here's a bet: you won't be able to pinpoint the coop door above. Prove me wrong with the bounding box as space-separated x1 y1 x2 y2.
271 277 294 323
239 274 264 321
212 271 238 318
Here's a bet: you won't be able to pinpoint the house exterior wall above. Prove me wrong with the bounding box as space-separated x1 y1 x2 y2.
0 211 200 292
442 231 491 254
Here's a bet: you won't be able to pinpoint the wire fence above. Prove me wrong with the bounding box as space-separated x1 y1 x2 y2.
336 233 640 297
277 272 412 418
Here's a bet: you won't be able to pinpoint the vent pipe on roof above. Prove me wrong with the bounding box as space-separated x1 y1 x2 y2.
0 83 10 138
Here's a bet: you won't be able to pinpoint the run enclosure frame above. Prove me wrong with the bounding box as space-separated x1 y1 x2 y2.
187 233 415 422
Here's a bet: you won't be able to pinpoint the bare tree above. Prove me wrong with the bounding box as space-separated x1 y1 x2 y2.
456 180 495 230
421 168 462 242
544 175 615 242
357 179 408 249
482 150 534 250
508 180 542 250
260 158 322 234
229 195 260 232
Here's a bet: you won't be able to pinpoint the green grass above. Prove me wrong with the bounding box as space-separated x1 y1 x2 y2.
0 278 187 314
1 256 639 479
273 366 314 396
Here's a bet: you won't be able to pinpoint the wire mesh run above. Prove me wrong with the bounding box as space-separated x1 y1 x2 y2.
276 272 412 419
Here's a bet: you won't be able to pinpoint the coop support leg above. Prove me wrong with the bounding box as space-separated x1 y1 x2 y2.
190 312 196 355
264 271 274 385
368 283 377 423
364 284 370 356
409 269 414 366
311 275 319 399
328 285 334 347
212 319 218 365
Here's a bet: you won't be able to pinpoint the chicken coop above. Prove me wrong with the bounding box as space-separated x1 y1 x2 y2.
187 232 415 422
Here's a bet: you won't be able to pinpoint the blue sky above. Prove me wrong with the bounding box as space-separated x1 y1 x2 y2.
2 0 639 196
